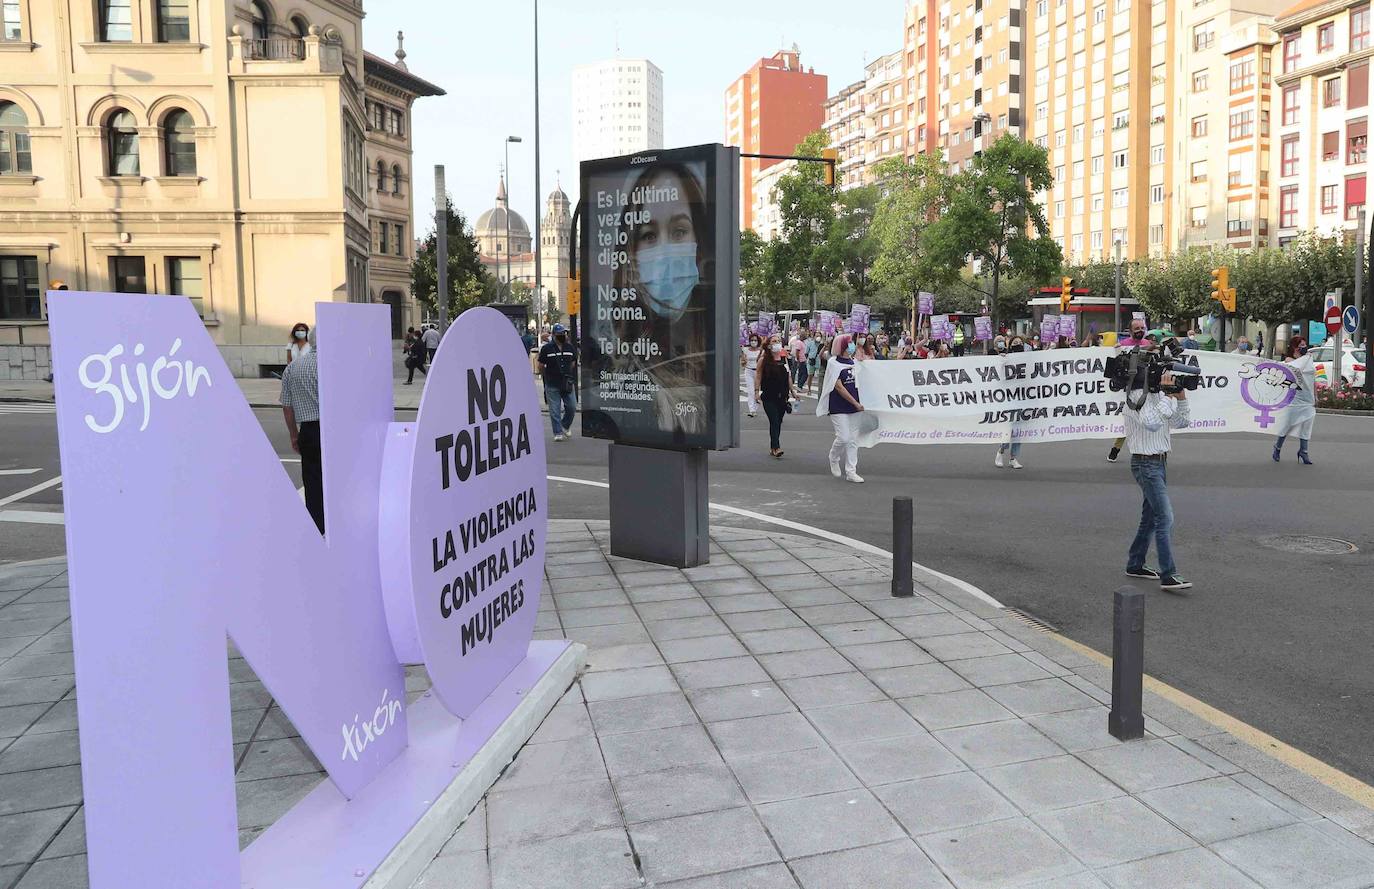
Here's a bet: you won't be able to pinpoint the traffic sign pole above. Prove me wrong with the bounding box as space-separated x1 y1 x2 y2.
1327 305 1344 385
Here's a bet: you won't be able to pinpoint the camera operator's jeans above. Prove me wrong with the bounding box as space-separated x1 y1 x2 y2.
1128 456 1176 577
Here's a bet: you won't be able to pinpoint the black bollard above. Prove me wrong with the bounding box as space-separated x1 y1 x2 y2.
892 497 913 598
1108 586 1145 741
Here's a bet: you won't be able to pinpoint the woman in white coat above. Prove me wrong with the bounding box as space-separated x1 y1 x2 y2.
742 334 762 417
1273 336 1316 465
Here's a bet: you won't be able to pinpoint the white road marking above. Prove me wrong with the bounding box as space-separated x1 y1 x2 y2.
0 475 62 508
0 510 64 525
0 468 41 476
546 474 1004 609
0 403 56 414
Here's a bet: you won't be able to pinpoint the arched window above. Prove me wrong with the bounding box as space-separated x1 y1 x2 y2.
105 108 139 176
290 14 309 37
391 164 402 195
250 1 271 41
0 102 31 175
162 110 196 176
376 159 386 192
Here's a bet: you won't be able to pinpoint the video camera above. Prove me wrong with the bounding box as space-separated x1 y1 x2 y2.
1104 333 1201 395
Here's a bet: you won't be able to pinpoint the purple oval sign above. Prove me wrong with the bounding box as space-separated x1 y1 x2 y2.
407 308 547 717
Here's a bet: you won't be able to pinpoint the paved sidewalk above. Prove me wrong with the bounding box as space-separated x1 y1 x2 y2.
3 523 1374 888
412 521 1374 889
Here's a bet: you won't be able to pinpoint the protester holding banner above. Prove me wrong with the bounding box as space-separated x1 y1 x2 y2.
758 337 799 458
1273 337 1316 465
742 334 762 417
817 334 865 483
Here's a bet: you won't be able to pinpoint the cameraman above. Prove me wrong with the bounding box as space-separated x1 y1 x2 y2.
1107 319 1152 463
1123 363 1193 592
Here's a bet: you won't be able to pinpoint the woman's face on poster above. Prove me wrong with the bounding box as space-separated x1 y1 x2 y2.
631 170 700 323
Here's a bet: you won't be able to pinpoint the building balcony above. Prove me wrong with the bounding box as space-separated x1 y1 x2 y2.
228 27 343 74
245 37 305 60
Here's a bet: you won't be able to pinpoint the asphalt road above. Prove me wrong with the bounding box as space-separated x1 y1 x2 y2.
2 395 1373 788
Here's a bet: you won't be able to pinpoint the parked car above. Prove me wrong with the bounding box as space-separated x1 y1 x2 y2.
1311 343 1366 388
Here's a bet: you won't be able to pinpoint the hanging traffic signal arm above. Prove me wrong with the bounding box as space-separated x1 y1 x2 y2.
740 151 840 188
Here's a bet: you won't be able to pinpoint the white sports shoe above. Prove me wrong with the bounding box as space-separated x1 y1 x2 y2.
1010 458 1024 469
829 460 842 478
554 433 566 442
994 453 1004 468
845 472 865 483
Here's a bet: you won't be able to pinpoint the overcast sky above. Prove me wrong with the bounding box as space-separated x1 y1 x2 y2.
363 0 905 239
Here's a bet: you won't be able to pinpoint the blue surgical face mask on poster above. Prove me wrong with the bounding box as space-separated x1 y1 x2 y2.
637 242 699 320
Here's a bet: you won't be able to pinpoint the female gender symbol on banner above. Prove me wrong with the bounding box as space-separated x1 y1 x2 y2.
1238 360 1297 429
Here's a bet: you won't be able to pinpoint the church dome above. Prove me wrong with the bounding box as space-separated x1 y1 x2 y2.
475 176 530 238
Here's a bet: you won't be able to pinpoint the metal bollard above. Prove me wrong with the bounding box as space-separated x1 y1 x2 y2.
1108 586 1145 741
891 496 913 598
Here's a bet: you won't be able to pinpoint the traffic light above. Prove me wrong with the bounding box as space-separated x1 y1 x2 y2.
1060 276 1073 312
1211 266 1235 312
567 274 581 316
822 148 838 188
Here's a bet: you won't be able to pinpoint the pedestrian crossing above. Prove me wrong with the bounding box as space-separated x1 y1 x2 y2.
0 403 56 415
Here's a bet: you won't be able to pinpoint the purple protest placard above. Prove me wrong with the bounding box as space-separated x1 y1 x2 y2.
1058 314 1077 340
818 310 838 336
974 315 993 341
918 292 935 316
757 311 776 338
1040 315 1060 343
930 314 950 341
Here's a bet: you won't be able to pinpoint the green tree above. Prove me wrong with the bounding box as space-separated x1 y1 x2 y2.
821 184 881 307
1234 247 1299 356
920 134 1062 330
1124 254 1174 325
773 130 838 309
1063 260 1120 300
412 200 491 319
871 152 955 317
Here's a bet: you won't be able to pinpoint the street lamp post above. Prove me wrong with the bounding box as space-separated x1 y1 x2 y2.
505 136 522 302
533 0 544 336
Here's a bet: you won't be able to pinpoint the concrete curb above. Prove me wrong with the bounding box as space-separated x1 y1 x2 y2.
367 642 588 889
1317 407 1374 416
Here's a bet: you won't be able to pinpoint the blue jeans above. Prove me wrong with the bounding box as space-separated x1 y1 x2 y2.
1128 456 1176 576
998 442 1021 456
545 384 577 436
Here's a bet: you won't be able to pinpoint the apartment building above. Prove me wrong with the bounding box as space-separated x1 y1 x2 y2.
726 48 828 231
1273 0 1373 242
0 1 442 376
823 80 866 189
751 158 798 240
571 59 664 164
1025 0 1165 264
903 0 942 159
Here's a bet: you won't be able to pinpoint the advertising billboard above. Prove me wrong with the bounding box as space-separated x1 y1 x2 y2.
579 143 740 450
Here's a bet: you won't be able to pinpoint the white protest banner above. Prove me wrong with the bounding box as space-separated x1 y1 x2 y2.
1132 311 1146 322
849 348 1305 447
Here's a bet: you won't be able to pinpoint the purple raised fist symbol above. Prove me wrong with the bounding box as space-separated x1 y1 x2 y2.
1237 360 1297 429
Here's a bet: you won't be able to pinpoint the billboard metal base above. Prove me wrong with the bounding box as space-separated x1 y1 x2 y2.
608 443 709 568
240 640 585 889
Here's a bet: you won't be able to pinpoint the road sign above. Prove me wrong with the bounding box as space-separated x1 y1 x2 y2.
1344 304 1360 335
1326 305 1342 334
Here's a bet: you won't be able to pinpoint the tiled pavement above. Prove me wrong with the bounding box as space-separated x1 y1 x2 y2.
410 521 1374 889
4 522 1374 888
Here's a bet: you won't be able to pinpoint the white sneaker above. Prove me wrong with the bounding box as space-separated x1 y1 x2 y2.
845 472 865 483
994 453 1004 468
554 433 566 442
1010 458 1023 469
829 460 842 478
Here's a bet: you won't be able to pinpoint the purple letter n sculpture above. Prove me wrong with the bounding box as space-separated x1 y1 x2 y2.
47 294 566 889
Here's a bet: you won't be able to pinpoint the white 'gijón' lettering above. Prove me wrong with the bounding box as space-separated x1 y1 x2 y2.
339 687 403 763
77 339 212 434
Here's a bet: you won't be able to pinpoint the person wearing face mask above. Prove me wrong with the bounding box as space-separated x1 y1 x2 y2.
287 322 311 365
1231 336 1253 355
539 324 579 442
817 334 865 483
1272 337 1316 465
742 335 762 417
853 333 871 361
758 337 799 458
806 332 822 395
601 162 711 438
